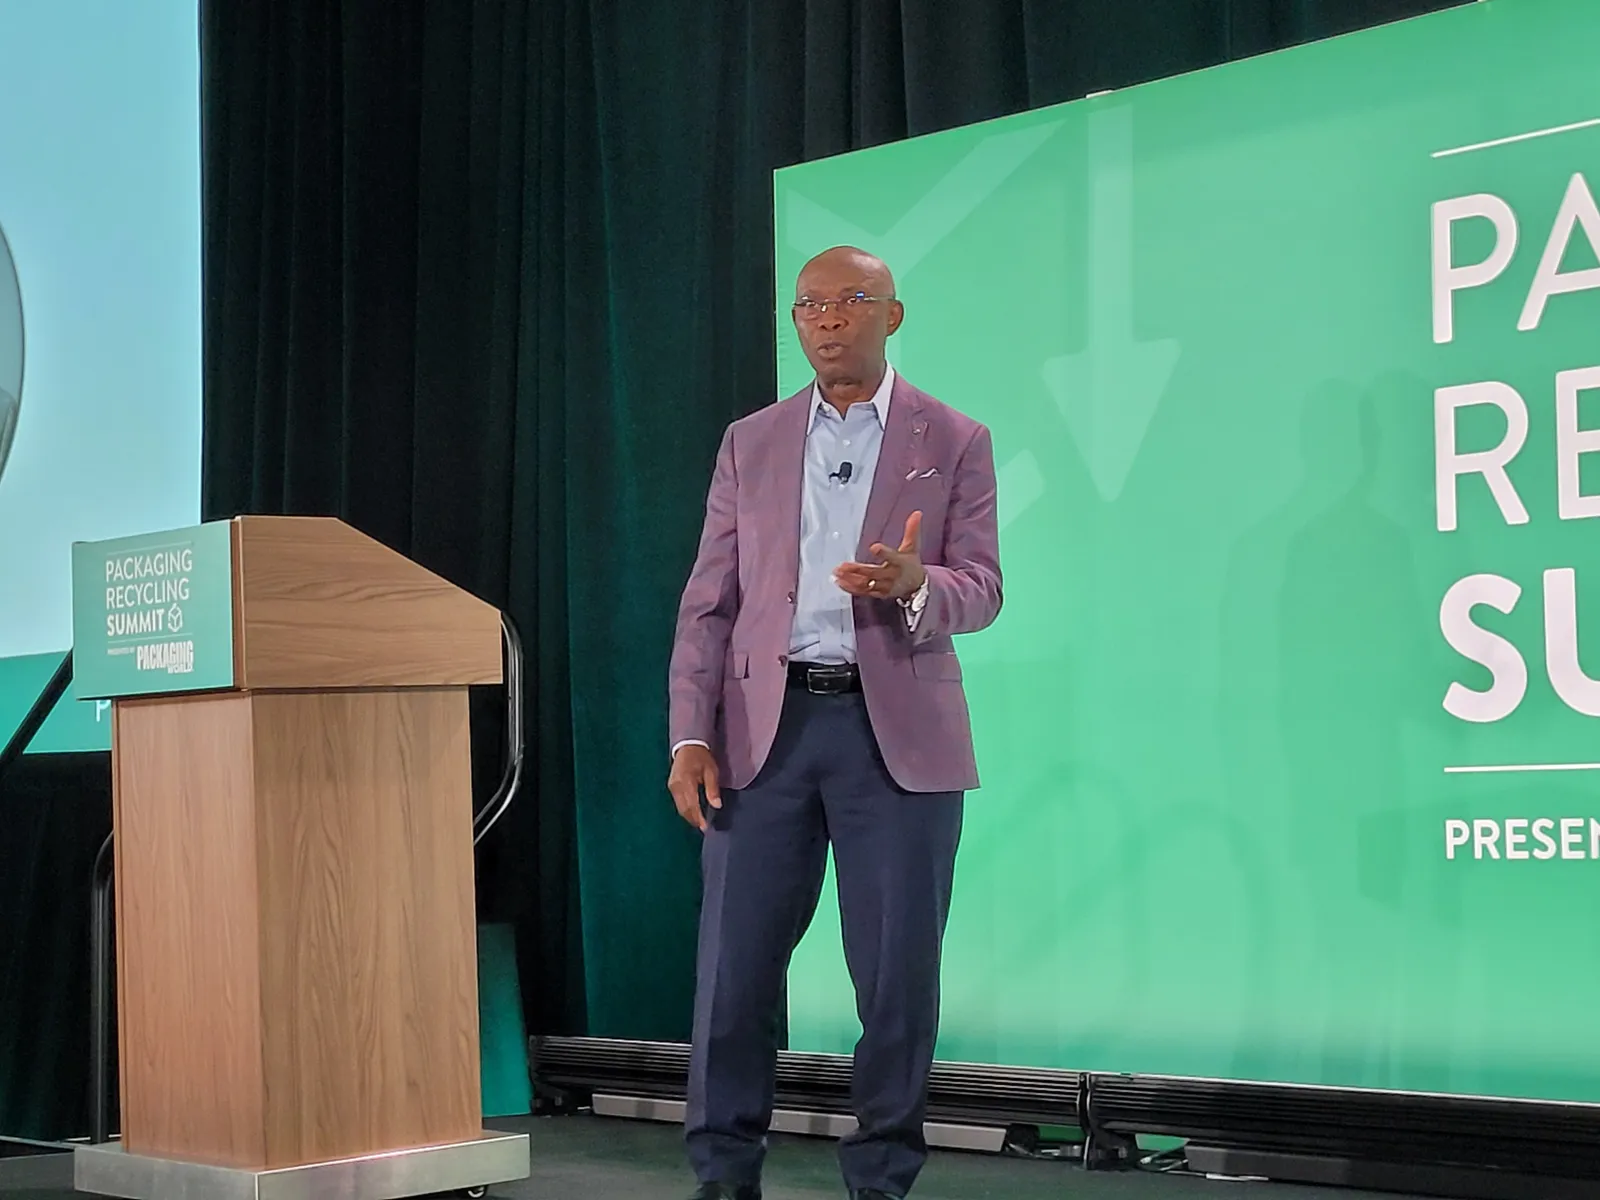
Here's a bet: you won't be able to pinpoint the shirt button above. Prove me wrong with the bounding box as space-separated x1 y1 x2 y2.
844 439 851 446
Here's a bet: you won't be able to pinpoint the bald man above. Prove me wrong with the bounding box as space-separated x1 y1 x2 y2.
667 248 1003 1200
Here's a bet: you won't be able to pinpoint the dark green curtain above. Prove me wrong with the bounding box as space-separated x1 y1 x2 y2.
197 0 1460 1046
0 754 111 1139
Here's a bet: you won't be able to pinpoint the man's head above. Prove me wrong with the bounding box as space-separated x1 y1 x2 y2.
791 246 903 390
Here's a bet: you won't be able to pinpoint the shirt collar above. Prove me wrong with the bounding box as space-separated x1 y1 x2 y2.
808 363 895 432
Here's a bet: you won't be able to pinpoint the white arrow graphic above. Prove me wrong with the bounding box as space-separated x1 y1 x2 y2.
1042 103 1179 503
784 121 1063 275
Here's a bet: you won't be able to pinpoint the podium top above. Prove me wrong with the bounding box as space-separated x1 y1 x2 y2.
73 516 504 699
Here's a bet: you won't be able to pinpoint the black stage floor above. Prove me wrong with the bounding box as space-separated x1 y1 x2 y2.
0 1115 1414 1200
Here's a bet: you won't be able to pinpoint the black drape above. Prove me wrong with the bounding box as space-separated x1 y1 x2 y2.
0 754 111 1139
196 0 1460 1047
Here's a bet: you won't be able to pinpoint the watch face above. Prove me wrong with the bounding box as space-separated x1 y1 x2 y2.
0 221 21 487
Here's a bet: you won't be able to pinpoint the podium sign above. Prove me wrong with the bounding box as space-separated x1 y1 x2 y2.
71 522 234 699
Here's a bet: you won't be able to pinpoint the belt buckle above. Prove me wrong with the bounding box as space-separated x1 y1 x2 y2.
805 665 850 695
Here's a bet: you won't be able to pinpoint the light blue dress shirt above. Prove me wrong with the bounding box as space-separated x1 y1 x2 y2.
788 365 895 664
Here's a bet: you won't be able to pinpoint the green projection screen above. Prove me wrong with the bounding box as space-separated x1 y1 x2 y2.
775 0 1600 1104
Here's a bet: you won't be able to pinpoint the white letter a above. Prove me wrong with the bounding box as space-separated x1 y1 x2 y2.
1520 173 1600 332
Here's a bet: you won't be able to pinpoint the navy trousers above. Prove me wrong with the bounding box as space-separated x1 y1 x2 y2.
685 686 963 1198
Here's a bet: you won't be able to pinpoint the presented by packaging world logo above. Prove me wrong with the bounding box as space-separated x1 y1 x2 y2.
134 641 195 675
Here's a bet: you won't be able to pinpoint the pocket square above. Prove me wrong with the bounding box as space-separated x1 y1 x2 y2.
905 466 940 480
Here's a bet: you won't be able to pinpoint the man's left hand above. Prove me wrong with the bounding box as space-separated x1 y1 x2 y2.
834 511 927 600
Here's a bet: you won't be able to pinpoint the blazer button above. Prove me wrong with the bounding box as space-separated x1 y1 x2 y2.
778 655 788 665
787 591 795 603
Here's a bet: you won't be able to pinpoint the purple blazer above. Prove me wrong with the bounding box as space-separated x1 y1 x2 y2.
669 375 1003 793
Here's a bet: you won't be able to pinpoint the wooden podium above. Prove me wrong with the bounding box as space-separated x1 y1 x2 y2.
71 517 530 1200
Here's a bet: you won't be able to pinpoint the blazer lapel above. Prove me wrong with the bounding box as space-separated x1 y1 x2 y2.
858 375 924 559
763 388 811 588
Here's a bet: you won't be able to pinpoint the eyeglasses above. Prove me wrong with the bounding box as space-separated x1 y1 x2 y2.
791 293 894 321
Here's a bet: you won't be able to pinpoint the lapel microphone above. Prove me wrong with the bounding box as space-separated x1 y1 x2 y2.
830 461 854 484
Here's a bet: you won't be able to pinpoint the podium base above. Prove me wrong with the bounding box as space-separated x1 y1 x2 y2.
73 1132 530 1200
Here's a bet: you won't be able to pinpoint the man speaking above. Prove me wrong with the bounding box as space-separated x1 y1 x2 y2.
667 246 1003 1200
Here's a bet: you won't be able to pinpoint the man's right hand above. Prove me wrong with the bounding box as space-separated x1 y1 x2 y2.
668 744 722 832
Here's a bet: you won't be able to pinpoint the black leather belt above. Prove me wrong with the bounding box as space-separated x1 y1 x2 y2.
787 661 861 694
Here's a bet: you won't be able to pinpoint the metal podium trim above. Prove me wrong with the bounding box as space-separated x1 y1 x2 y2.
74 1131 530 1200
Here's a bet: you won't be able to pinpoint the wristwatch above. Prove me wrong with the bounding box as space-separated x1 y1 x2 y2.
900 574 930 615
